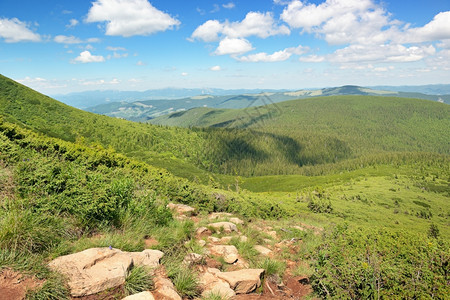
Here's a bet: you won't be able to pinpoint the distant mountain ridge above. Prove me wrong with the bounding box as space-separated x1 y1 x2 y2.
82 85 450 122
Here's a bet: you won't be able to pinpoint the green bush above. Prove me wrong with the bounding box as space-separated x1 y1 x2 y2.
311 225 449 299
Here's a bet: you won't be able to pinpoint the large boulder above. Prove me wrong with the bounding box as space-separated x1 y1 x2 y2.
216 269 265 294
208 222 238 233
210 245 239 264
122 291 155 300
48 248 162 297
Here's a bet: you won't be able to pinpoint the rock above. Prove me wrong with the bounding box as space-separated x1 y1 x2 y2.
220 236 233 243
196 227 212 237
263 239 272 244
229 217 244 225
210 245 239 264
267 231 278 239
216 269 265 294
154 276 182 300
49 248 137 297
199 269 235 299
208 212 233 220
239 236 248 242
198 240 207 247
167 203 195 216
129 249 164 269
122 291 155 300
182 253 203 266
292 225 306 231
208 222 238 233
254 245 272 256
208 236 221 243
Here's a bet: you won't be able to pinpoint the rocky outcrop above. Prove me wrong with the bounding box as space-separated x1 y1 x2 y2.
48 248 162 297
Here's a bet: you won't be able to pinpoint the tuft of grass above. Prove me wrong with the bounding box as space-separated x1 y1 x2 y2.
172 268 200 298
26 273 70 300
124 266 153 296
0 249 49 278
202 292 230 300
258 258 286 278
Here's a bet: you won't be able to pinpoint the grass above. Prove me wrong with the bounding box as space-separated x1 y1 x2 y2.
258 258 286 278
172 268 200 298
124 266 153 296
26 273 70 300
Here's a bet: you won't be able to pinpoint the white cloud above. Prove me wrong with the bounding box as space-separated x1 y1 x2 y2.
237 45 308 62
107 52 128 59
223 2 235 9
110 78 120 84
191 20 224 42
329 44 436 63
214 37 253 56
66 19 79 28
210 65 221 71
86 0 180 37
72 51 105 63
299 55 325 62
54 35 100 44
401 11 450 43
54 35 83 44
0 18 41 43
136 60 147 66
106 46 126 51
191 12 290 42
181 72 188 76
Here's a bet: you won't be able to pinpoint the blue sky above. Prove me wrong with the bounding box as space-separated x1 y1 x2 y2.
1 0 449 94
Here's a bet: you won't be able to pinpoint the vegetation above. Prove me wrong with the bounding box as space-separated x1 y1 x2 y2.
124 266 153 296
0 74 448 298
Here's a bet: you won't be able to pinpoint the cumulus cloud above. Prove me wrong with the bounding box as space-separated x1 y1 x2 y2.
86 0 180 37
214 37 254 56
191 12 290 42
210 65 221 71
401 11 450 43
0 18 41 43
237 45 308 62
72 51 105 63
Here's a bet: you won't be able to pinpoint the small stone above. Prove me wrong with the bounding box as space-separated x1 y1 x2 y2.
210 245 239 264
196 227 212 237
220 236 233 243
198 240 206 247
208 236 221 243
182 253 203 266
267 231 278 239
254 245 272 256
167 203 195 216
239 236 248 242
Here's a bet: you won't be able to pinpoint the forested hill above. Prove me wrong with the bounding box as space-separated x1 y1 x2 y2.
1 74 449 178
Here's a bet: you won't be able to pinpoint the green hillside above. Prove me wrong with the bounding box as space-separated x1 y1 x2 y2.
152 95 450 176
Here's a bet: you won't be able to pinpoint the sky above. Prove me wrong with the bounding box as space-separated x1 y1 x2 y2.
0 0 450 95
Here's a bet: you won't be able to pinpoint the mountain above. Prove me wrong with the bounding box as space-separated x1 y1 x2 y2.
51 88 289 109
83 85 450 122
